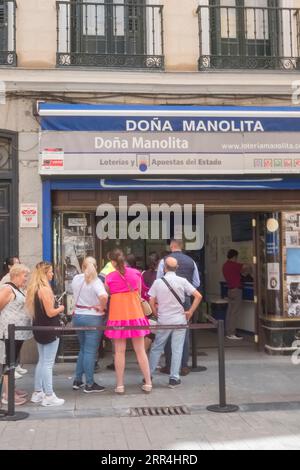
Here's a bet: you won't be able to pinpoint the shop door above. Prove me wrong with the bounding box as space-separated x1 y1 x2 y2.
252 214 261 347
227 212 258 342
231 212 259 344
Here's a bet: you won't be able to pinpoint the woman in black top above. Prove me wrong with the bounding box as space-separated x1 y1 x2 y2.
26 262 65 407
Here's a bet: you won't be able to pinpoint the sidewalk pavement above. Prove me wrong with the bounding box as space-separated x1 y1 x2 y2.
1 338 300 450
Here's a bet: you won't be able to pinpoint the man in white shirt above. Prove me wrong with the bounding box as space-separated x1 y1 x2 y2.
148 257 202 388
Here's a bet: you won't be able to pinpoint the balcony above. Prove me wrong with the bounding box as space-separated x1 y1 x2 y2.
0 0 16 66
197 3 300 71
56 1 164 69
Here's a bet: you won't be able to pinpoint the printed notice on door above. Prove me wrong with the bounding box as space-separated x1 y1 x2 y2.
267 263 280 291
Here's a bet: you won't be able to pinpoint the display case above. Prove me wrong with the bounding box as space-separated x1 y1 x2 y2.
261 212 300 353
53 212 97 362
53 212 96 314
282 212 300 318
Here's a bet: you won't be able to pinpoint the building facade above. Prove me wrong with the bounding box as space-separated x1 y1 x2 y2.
1 0 300 360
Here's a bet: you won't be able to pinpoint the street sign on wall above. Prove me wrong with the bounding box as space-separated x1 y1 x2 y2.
20 203 38 228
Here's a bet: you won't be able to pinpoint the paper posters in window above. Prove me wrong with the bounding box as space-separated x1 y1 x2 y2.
68 218 88 227
287 275 300 318
286 231 300 247
285 213 300 231
267 263 280 291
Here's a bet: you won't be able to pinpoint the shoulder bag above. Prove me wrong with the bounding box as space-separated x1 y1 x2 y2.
161 277 185 307
118 272 153 317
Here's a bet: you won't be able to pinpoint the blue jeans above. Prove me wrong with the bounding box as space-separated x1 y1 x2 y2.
34 338 59 395
149 327 186 380
165 296 191 369
73 314 104 386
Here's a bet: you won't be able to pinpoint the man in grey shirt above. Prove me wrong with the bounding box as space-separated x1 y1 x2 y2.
157 239 201 375
149 257 202 388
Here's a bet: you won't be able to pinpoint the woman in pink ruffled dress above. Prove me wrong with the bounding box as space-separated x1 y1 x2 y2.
105 249 152 394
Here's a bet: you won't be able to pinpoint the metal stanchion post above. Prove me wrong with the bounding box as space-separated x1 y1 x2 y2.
0 365 5 416
191 327 207 373
207 320 239 413
0 324 29 421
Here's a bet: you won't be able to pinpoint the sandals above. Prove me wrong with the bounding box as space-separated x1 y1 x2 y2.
15 389 28 398
114 386 125 395
141 384 152 394
1 394 27 406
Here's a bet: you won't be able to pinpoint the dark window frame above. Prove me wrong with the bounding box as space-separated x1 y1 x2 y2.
209 0 279 67
0 1 8 53
71 0 146 56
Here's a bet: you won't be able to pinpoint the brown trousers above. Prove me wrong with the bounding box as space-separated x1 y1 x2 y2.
226 288 243 336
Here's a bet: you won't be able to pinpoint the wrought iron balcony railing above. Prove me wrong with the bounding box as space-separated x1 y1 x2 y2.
56 1 164 69
0 0 16 66
197 3 300 71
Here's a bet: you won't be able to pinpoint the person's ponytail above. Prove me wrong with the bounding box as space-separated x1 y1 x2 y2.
82 257 98 284
110 249 126 275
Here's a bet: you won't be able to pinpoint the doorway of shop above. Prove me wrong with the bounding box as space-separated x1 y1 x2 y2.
53 208 269 360
203 212 257 349
96 211 259 349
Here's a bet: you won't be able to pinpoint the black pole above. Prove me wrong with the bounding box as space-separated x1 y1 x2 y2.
207 320 239 413
218 319 226 407
0 364 5 416
7 323 15 417
0 324 29 421
191 327 207 373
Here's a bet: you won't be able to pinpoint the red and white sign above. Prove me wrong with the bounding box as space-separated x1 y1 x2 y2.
41 148 64 171
20 203 38 228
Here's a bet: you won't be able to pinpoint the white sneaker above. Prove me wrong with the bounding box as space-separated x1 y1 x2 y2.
16 365 28 375
226 335 243 340
31 391 45 403
41 393 65 407
14 370 23 379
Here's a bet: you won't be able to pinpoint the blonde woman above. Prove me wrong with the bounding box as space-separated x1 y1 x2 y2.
0 256 20 285
26 262 65 407
0 264 31 406
1 256 28 377
72 257 108 393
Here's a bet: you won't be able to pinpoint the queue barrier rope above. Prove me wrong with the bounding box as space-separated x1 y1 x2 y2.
0 320 239 421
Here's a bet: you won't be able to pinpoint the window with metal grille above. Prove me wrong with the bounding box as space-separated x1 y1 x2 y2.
57 0 164 69
72 0 146 56
0 1 7 51
210 0 278 65
0 1 16 65
0 4 4 24
196 0 300 70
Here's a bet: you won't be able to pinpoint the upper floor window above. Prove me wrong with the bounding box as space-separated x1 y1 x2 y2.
198 0 300 70
0 0 16 66
57 0 164 69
